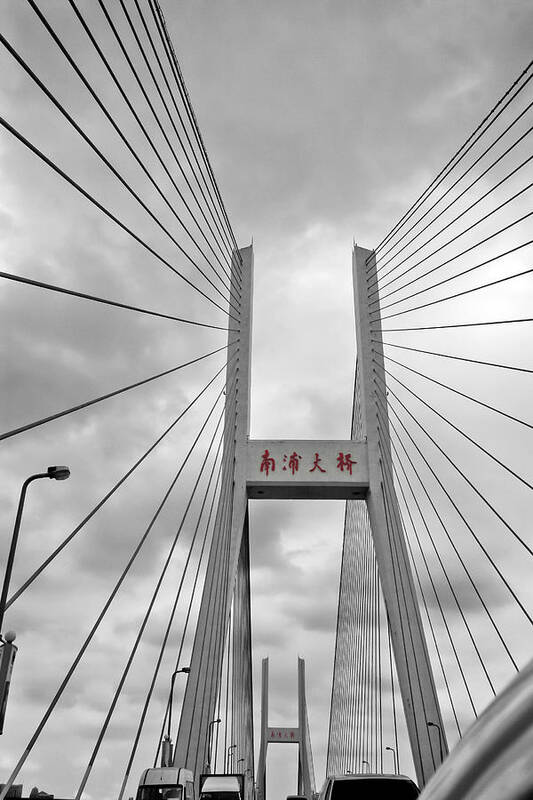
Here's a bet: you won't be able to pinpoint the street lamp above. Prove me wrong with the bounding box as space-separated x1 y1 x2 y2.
167 667 191 738
226 744 236 773
427 721 444 762
385 747 398 775
205 717 222 772
161 666 190 766
0 466 70 635
237 758 245 773
362 761 370 773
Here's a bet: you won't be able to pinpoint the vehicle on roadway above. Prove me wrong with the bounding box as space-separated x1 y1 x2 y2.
199 773 244 800
136 767 195 800
318 773 419 800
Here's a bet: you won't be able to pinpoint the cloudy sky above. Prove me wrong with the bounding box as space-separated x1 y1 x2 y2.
1 1 533 799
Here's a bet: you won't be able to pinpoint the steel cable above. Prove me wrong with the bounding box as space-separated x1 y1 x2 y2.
374 388 520 673
149 453 225 773
379 474 425 775
148 0 240 264
378 362 533 491
387 619 400 773
373 369 533 634
0 342 234 442
0 387 225 800
371 59 533 257
1 25 237 310
374 393 489 710
126 0 237 283
374 211 533 305
149 0 242 265
88 0 240 297
377 240 533 313
74 408 225 800
6 361 230 608
376 340 533 375
119 439 225 799
373 119 533 276
381 268 533 323
0 270 236 331
374 398 473 722
141 0 235 268
369 179 533 301
380 351 533 430
379 317 533 333
0 114 237 321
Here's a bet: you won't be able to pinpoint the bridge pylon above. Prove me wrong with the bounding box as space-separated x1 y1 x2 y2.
173 245 255 788
171 242 446 792
349 245 448 784
256 658 316 800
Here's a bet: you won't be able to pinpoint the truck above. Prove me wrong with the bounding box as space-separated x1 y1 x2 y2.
199 774 244 800
136 768 195 800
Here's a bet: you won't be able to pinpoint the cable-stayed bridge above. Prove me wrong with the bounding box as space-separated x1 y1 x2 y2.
1 4 532 800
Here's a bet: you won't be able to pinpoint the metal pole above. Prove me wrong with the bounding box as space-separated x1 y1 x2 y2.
227 744 236 773
427 722 444 763
167 668 191 741
206 718 221 771
0 473 48 634
386 746 398 774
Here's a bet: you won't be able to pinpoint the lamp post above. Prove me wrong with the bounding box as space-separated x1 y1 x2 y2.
244 768 252 792
205 717 222 772
167 667 191 740
385 747 398 775
0 466 70 635
162 666 190 766
237 758 245 772
362 761 370 773
226 744 236 773
427 721 444 762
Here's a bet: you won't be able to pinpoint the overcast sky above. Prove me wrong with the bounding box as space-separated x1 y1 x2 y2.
1 2 533 800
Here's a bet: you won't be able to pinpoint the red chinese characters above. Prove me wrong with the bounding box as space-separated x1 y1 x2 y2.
258 449 357 476
337 452 356 475
260 449 275 476
309 452 326 473
282 452 302 475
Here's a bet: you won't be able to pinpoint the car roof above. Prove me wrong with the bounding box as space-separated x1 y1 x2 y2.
328 774 416 782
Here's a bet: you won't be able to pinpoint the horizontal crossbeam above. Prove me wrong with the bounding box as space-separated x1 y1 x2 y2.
246 439 369 499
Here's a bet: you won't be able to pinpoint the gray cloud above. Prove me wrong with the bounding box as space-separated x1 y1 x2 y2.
1 1 532 799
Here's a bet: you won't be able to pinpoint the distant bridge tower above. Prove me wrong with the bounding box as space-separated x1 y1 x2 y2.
256 658 316 800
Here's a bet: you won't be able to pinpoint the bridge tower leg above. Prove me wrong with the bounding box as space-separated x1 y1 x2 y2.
256 659 269 800
353 245 448 785
173 246 254 785
297 658 316 799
